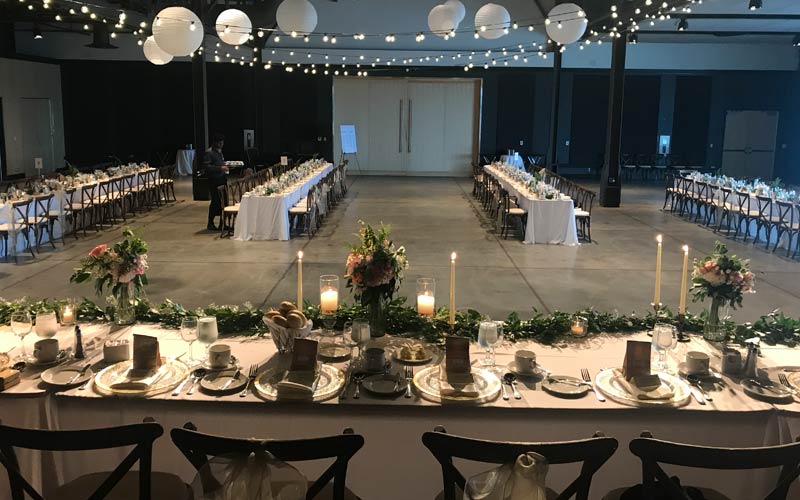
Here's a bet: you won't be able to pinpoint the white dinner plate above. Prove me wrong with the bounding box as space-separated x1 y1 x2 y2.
41 364 94 386
200 370 247 394
413 366 501 404
594 368 692 408
362 373 408 396
742 378 794 403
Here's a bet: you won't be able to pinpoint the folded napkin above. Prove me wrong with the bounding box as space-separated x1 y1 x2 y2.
275 370 318 396
439 370 480 399
616 371 674 401
110 359 168 391
0 368 20 391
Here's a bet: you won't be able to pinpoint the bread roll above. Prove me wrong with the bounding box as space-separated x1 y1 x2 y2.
279 301 296 315
286 312 305 329
272 315 289 328
264 310 281 320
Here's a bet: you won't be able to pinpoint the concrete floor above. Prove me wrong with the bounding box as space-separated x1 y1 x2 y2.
1 176 799 323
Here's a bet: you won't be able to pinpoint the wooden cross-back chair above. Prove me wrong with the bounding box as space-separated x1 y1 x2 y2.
422 426 618 500
171 422 364 500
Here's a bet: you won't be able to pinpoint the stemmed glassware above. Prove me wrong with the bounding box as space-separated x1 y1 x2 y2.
180 317 199 363
197 316 218 361
652 323 678 373
11 312 33 361
477 320 503 371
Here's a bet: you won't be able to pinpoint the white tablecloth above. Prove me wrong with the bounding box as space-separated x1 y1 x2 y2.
2 324 799 499
499 155 524 169
233 162 333 241
176 149 195 176
485 165 579 246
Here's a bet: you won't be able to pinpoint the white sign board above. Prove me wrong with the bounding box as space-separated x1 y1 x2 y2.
280 156 288 166
340 125 357 154
34 157 43 171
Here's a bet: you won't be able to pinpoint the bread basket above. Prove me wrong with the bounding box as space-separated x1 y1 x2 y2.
264 317 313 353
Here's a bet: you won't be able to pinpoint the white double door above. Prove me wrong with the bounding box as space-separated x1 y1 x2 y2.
334 77 478 176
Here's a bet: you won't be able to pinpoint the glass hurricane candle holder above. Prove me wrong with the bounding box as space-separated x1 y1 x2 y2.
319 275 339 315
59 301 76 326
416 278 436 318
570 316 588 337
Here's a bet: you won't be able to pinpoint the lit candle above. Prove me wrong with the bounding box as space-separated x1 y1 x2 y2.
417 293 435 317
60 304 75 325
320 290 338 315
449 252 457 326
297 251 303 307
654 235 663 306
679 245 689 315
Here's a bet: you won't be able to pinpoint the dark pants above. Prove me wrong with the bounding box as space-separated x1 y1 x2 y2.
208 178 226 225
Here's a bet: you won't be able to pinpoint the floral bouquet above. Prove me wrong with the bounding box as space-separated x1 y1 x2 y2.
344 221 408 336
70 228 148 324
691 242 755 340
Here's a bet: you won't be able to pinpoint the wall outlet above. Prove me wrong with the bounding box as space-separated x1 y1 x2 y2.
519 140 524 146
565 140 570 146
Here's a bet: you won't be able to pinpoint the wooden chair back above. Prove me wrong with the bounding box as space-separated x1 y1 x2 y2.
171 423 364 500
0 422 165 500
422 426 617 500
630 432 800 500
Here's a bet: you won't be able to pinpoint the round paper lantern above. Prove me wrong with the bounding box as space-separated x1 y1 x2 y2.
152 6 203 56
445 0 466 24
143 36 173 65
545 3 588 45
216 9 252 46
474 3 510 40
276 0 318 36
428 4 458 37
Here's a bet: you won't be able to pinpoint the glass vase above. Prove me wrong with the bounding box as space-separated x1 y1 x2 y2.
703 296 726 342
366 296 389 338
114 282 137 326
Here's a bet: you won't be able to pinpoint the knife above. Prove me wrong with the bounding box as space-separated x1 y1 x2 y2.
67 363 92 384
220 369 241 391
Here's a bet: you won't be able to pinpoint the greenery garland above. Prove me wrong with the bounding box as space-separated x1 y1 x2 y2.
1 296 798 348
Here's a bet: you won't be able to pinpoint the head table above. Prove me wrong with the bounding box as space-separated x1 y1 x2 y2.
0 323 798 500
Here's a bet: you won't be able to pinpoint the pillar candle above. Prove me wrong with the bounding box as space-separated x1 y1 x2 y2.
320 290 338 315
449 252 457 326
297 251 303 307
61 305 75 325
418 293 435 317
679 245 689 315
654 235 663 306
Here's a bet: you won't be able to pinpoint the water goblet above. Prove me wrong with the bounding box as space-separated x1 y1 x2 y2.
477 320 502 370
180 317 199 362
197 316 219 361
10 312 33 361
652 323 677 372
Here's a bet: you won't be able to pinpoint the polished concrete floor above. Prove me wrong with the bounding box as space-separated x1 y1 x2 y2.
1 176 799 323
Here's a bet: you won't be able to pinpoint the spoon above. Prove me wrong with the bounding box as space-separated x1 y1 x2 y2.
503 373 522 400
186 368 207 396
352 373 366 400
687 374 713 402
11 361 26 371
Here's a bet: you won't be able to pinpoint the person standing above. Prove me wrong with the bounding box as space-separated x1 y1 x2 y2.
204 133 229 231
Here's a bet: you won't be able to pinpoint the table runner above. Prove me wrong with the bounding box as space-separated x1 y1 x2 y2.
484 165 579 246
233 162 334 241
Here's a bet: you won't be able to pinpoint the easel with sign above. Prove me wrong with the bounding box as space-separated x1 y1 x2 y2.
338 124 361 172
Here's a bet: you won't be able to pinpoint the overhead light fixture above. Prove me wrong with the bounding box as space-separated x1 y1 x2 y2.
749 0 762 10
677 18 688 31
33 24 42 39
628 33 638 44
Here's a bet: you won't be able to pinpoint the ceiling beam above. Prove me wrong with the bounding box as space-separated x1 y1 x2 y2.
678 14 800 20
638 30 797 36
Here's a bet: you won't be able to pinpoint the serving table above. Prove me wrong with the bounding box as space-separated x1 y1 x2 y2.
233 162 334 241
484 165 579 246
1 324 798 500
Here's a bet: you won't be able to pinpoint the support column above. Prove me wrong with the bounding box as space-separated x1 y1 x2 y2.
191 0 209 201
599 35 627 207
547 49 562 172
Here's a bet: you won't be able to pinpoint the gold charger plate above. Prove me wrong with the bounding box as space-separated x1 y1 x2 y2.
595 368 691 408
785 371 800 392
254 363 345 402
413 366 501 404
94 359 189 397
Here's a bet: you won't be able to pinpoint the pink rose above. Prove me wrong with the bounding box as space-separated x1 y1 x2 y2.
89 244 107 258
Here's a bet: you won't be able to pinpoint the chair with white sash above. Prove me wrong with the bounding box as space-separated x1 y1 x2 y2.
289 185 318 238
28 194 56 253
0 199 35 259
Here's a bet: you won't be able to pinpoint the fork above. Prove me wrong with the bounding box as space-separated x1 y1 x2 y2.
404 366 413 399
239 364 258 397
778 373 799 398
581 368 605 402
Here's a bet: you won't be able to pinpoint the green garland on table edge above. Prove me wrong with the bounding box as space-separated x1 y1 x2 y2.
0 296 798 348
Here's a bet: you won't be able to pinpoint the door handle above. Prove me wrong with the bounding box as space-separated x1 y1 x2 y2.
407 99 412 153
399 99 403 153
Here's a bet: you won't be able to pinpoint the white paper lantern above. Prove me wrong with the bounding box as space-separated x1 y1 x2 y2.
428 4 458 37
445 0 466 24
474 3 510 40
216 9 252 46
152 6 203 57
546 3 588 45
276 0 318 36
143 36 173 65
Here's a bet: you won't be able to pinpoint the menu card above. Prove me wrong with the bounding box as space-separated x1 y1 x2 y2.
289 338 318 371
132 334 162 372
440 336 478 397
0 368 20 391
444 336 471 373
622 340 651 380
278 339 318 395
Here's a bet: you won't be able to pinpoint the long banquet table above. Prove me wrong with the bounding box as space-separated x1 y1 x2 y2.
484 165 579 246
233 162 334 241
1 323 799 500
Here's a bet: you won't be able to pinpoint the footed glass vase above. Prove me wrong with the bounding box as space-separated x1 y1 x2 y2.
365 296 389 338
703 296 726 342
114 282 137 326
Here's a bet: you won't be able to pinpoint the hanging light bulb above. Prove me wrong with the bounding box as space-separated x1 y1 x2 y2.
258 30 265 38
331 35 337 44
80 5 88 13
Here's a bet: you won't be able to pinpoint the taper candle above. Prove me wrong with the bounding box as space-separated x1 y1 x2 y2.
679 245 689 314
297 251 303 307
654 234 663 306
449 252 457 326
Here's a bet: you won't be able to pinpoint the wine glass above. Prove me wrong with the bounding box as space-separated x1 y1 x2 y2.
652 323 677 373
180 317 199 362
197 316 218 361
477 320 502 370
11 312 33 361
